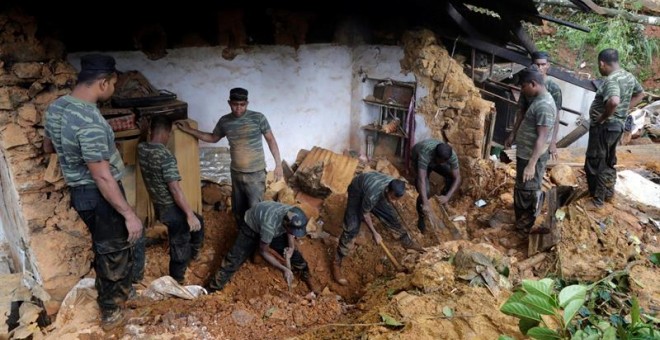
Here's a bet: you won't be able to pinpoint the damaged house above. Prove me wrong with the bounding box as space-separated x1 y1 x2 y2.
1 0 659 338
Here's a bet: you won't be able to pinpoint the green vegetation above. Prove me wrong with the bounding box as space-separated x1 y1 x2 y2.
499 273 660 340
526 11 660 82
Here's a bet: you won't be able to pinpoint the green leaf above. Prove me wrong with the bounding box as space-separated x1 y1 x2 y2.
501 301 542 321
631 297 641 326
602 326 616 340
558 284 587 308
563 299 584 327
380 313 403 327
498 336 515 340
521 294 556 315
442 306 454 317
523 279 554 300
527 327 561 340
650 253 660 266
519 318 540 335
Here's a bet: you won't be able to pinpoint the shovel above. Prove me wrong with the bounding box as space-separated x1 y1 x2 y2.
377 240 404 272
438 204 462 240
283 247 293 291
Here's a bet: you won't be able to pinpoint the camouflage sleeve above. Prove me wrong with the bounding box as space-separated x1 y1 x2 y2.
553 87 562 111
259 224 276 244
534 103 556 127
601 78 621 103
259 113 271 134
212 118 226 138
361 193 378 213
161 150 182 183
449 150 459 170
417 150 430 171
76 124 112 162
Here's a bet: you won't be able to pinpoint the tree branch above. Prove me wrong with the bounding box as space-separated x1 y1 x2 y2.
534 0 660 26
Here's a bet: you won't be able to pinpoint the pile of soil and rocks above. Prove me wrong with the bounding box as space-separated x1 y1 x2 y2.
43 148 659 339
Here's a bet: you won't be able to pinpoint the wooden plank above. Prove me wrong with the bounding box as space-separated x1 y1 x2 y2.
541 187 560 251
168 119 202 215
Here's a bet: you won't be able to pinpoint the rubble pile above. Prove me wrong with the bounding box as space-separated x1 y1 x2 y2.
401 29 495 191
0 12 91 314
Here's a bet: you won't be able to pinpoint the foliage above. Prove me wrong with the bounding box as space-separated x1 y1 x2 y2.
526 9 660 82
499 276 660 340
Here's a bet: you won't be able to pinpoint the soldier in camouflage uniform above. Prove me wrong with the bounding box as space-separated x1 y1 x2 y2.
511 66 556 232
43 54 142 331
137 116 204 284
506 51 563 160
585 48 645 208
332 172 424 286
411 139 462 233
176 88 283 230
207 201 317 294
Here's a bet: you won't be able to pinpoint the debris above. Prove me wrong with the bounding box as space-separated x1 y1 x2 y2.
453 246 501 297
475 199 487 207
615 170 660 208
143 276 207 300
515 252 547 272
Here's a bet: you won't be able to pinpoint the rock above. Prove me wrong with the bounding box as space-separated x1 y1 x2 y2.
201 183 232 205
320 193 347 237
411 260 455 293
231 309 256 327
550 164 577 186
0 88 11 110
277 186 296 205
499 192 513 207
17 103 39 124
1 123 29 149
12 62 43 79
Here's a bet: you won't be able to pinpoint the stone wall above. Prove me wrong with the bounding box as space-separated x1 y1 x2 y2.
0 12 92 312
400 30 495 196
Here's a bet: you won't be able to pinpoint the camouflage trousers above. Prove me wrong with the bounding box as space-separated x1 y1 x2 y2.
337 181 409 258
585 122 623 203
70 183 133 314
155 204 205 283
231 170 266 230
514 154 549 230
208 227 309 291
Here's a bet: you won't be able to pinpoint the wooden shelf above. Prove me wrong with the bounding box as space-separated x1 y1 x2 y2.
361 124 407 138
363 98 409 110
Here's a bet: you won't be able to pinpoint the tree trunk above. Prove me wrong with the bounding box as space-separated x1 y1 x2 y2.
534 0 660 26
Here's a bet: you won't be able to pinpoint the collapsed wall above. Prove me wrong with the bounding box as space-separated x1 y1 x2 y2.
400 30 495 195
0 11 91 312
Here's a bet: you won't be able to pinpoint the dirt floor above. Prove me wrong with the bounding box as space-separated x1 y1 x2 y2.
43 155 660 340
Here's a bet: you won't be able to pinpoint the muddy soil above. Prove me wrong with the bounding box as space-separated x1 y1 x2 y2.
51 158 660 339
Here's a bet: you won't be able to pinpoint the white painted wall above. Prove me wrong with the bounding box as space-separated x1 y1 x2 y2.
70 45 367 170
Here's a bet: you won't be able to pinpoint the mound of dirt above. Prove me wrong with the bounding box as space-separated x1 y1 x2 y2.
298 242 521 340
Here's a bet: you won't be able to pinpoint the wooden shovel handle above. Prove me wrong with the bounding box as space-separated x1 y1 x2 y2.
378 240 402 271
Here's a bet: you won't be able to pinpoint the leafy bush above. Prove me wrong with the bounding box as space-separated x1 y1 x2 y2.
499 277 660 340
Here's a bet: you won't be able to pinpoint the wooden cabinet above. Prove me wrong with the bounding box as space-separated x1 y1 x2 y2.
121 119 202 226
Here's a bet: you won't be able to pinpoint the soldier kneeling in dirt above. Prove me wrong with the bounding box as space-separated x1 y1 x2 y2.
332 172 425 286
206 201 318 294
